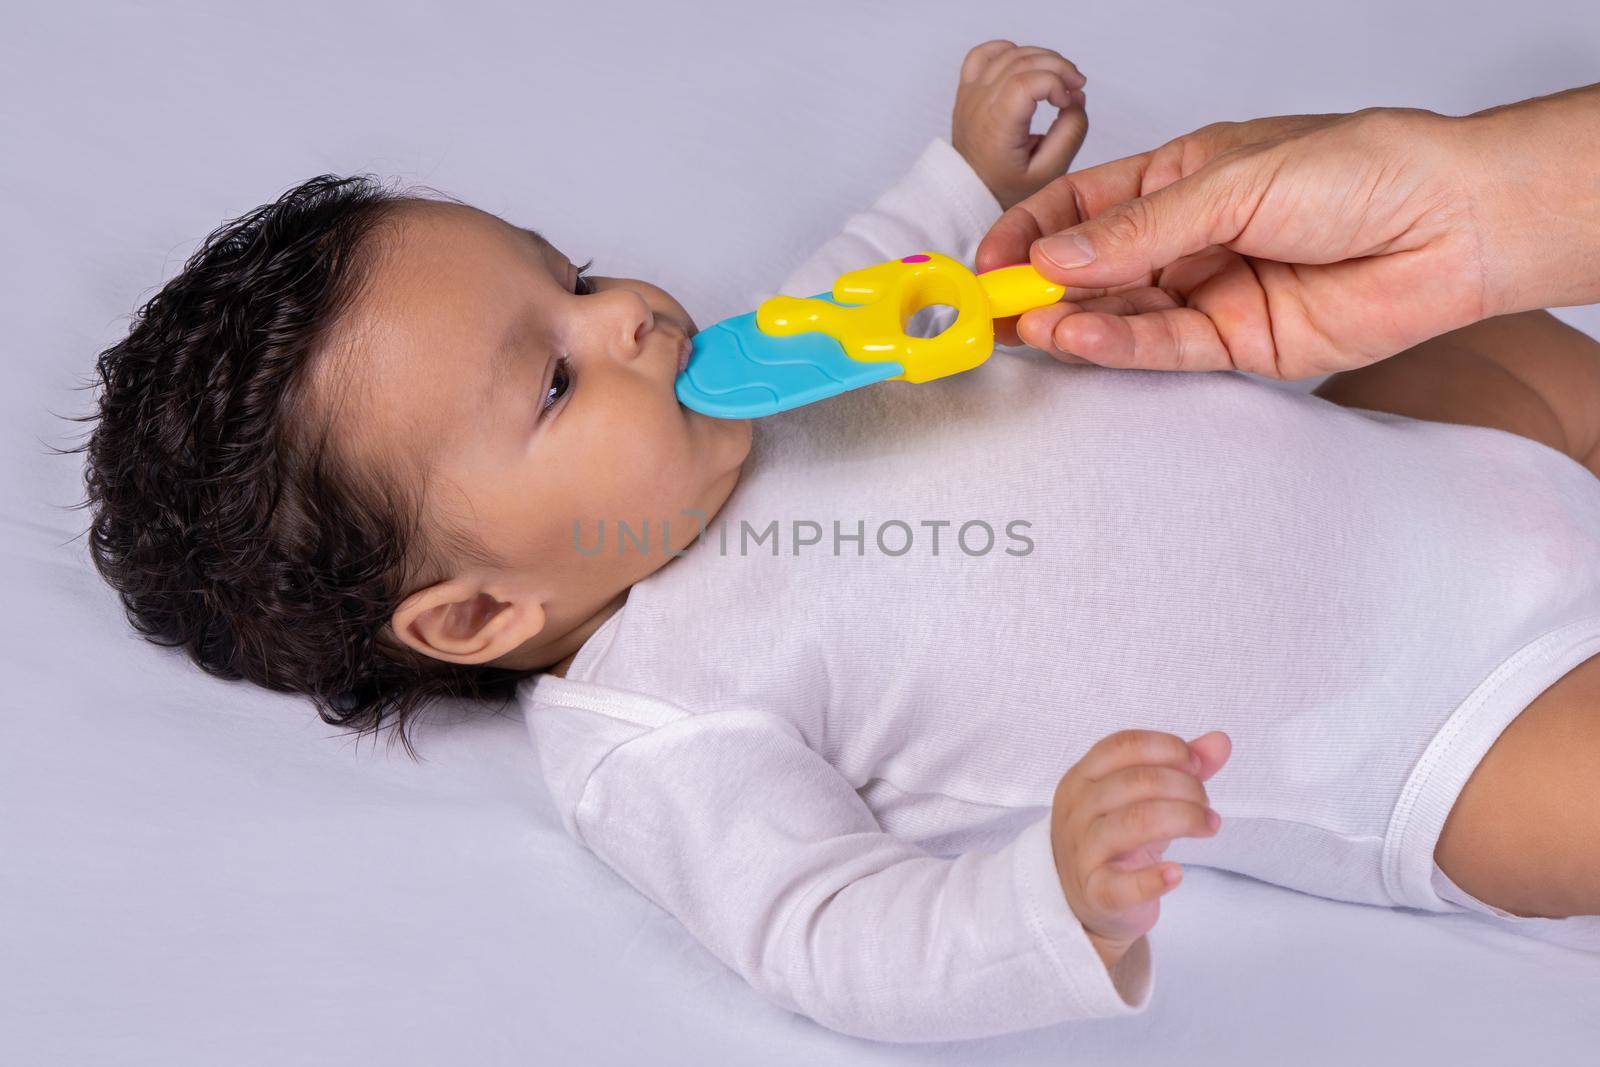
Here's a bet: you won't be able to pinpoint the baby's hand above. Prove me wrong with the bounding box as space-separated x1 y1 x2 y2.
951 40 1089 211
1049 729 1231 974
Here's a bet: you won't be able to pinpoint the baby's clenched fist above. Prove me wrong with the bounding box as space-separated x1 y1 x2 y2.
1049 728 1232 975
951 39 1089 211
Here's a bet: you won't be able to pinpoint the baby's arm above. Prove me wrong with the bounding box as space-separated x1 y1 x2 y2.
569 706 1165 1042
1315 311 1600 476
763 137 1003 307
761 41 1087 307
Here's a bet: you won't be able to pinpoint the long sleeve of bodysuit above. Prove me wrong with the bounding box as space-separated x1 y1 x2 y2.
562 697 1153 1043
762 135 1004 306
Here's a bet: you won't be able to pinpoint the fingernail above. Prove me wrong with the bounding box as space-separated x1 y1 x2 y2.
1206 809 1222 832
1162 865 1182 887
1038 232 1095 269
1190 751 1202 774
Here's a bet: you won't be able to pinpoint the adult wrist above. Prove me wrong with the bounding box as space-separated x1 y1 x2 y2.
1447 83 1600 318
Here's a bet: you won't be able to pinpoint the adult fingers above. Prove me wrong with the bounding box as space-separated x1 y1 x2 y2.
977 113 1337 275
976 147 1181 277
1028 233 1463 378
1012 292 1155 361
1029 150 1264 292
1040 305 1238 372
1056 286 1183 317
1069 113 1342 217
977 177 1083 276
977 158 1146 276
1019 249 1280 374
1002 285 1169 352
975 136 1185 274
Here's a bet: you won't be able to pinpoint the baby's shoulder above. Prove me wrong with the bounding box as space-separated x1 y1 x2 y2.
519 673 815 830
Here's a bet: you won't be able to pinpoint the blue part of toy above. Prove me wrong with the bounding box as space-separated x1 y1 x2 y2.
675 292 904 419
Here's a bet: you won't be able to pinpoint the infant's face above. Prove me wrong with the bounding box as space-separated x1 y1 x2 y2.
326 200 751 667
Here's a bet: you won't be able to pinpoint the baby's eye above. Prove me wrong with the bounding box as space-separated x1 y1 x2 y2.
542 358 573 414
573 261 595 296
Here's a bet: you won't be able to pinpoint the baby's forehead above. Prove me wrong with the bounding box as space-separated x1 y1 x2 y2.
372 201 557 310
358 201 518 312
386 199 517 259
307 200 535 466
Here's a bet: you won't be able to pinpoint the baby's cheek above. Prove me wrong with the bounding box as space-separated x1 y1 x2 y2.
616 414 688 501
665 418 720 510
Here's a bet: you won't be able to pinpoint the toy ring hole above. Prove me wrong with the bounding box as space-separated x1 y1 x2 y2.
904 303 959 339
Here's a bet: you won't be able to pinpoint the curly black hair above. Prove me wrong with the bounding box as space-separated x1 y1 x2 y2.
68 174 534 754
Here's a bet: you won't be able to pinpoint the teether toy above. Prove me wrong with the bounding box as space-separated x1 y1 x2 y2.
675 252 1065 418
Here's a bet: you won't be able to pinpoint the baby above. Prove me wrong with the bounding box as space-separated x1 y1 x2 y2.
80 40 1600 1043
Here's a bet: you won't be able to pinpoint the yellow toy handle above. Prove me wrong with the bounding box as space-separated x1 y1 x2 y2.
756 252 1064 384
976 263 1067 318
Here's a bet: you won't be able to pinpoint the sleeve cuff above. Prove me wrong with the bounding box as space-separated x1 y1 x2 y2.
1012 810 1155 1017
913 136 1006 262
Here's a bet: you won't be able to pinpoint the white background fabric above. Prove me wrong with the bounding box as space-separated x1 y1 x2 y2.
4 1 1598 1062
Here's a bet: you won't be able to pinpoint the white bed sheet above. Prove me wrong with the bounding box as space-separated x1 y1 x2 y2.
4 1 1598 1062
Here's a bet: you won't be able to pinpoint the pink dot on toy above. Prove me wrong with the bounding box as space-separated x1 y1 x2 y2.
901 254 930 263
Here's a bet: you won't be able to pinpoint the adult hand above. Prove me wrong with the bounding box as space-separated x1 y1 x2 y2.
975 85 1600 379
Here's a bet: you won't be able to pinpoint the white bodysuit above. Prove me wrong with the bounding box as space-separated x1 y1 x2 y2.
519 137 1600 1042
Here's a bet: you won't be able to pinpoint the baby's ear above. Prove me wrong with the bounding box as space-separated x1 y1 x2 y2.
390 577 547 665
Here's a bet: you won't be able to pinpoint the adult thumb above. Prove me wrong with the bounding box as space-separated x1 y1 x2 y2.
1029 159 1250 289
